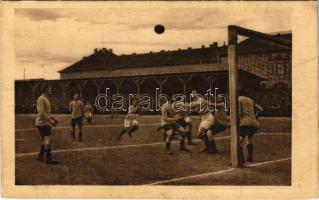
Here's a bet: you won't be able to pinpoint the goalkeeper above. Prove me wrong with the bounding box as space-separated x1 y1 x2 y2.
35 85 59 165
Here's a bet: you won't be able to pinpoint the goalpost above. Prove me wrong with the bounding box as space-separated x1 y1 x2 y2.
227 25 291 167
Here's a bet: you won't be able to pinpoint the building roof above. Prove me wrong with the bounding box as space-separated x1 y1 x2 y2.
59 32 291 74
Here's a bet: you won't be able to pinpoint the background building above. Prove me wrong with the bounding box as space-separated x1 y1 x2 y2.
15 32 291 116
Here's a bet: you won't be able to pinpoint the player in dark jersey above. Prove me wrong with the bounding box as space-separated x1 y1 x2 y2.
172 99 195 146
203 96 229 153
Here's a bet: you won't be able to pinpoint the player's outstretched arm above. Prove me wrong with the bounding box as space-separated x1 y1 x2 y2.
254 103 264 112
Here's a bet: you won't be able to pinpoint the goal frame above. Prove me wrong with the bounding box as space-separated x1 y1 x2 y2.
227 25 291 167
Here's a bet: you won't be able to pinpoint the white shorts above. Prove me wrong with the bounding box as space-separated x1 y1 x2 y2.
184 116 191 123
198 112 214 132
124 119 138 128
85 112 92 118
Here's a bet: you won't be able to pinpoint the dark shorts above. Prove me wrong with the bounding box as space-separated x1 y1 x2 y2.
239 125 258 138
71 117 83 127
176 119 190 128
160 123 181 132
210 123 227 134
37 125 51 137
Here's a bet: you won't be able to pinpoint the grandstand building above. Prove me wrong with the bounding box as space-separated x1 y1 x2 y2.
15 32 291 115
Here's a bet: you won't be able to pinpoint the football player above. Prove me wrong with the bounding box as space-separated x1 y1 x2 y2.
117 100 139 140
158 97 190 154
204 96 229 153
238 89 263 166
84 101 93 124
189 89 215 154
35 85 59 164
69 93 85 142
172 97 195 146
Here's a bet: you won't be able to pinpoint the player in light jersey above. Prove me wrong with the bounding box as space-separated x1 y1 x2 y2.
35 85 59 164
172 98 195 146
84 101 93 124
117 100 139 141
158 97 190 154
189 89 215 154
69 93 84 142
238 89 263 166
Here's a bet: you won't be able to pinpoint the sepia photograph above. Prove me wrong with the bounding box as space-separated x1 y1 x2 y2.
14 5 292 186
1 1 318 199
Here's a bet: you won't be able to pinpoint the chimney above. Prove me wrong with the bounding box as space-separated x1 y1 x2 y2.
101 48 107 54
223 42 226 47
178 48 181 51
94 48 98 54
201 45 205 48
210 42 218 48
187 47 192 50
149 51 153 54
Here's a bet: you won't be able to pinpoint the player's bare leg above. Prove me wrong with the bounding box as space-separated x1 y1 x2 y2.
78 124 83 142
185 124 195 145
87 116 92 124
207 130 217 154
165 130 174 154
70 125 76 141
246 136 254 162
118 127 129 141
127 124 139 138
197 128 210 153
176 127 191 152
238 136 246 167
37 137 46 162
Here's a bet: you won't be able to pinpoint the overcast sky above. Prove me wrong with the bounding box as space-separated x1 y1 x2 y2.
15 6 291 80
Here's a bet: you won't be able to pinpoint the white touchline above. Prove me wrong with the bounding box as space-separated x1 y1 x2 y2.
15 123 161 132
15 136 230 157
15 133 289 157
146 157 291 185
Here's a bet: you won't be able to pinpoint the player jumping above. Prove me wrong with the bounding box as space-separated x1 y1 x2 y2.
117 100 139 141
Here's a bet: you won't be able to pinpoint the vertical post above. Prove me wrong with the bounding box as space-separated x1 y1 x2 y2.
228 26 240 168
134 78 145 95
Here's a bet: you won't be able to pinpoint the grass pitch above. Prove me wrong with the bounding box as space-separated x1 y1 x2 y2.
15 115 291 185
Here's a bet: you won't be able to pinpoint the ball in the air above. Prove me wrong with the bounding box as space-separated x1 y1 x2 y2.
154 24 165 34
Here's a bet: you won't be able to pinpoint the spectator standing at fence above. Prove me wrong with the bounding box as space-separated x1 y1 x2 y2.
69 93 84 142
